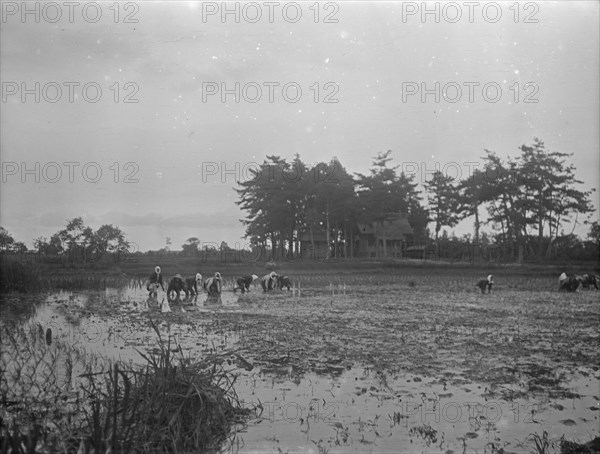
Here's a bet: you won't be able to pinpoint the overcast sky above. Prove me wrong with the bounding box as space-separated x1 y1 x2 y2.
1 1 598 251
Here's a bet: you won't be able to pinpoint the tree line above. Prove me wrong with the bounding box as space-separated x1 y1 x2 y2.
0 218 130 264
1 137 597 264
235 138 597 262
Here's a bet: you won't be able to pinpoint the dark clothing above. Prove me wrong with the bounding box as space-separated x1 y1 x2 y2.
167 276 188 299
147 272 164 292
276 275 291 290
477 279 492 294
185 276 200 295
560 274 581 292
581 274 599 290
148 272 164 286
234 276 254 293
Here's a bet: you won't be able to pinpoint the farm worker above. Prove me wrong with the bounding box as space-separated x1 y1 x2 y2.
275 275 292 291
261 271 278 292
184 273 203 295
234 274 259 293
581 274 599 290
558 272 581 292
558 272 568 290
476 274 493 294
147 266 165 296
204 272 223 296
167 274 188 299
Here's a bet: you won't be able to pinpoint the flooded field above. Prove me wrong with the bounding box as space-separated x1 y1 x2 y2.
1 271 599 453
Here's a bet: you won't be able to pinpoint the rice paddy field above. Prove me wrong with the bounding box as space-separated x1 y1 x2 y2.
1 264 599 453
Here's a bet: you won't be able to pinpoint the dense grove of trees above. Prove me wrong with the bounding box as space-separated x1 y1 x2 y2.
235 152 430 259
235 138 597 262
477 139 595 262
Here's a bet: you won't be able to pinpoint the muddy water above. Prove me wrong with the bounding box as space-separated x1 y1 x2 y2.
227 367 599 453
35 288 244 364
2 283 599 453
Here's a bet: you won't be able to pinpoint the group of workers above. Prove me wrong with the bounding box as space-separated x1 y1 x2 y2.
146 266 292 299
476 272 599 294
147 267 599 300
558 272 599 292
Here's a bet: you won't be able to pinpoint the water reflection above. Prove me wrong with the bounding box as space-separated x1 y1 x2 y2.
2 283 245 366
31 282 242 313
160 297 171 313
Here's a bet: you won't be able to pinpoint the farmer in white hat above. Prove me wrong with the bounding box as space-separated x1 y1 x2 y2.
185 273 203 295
261 271 278 292
147 266 165 296
203 272 223 297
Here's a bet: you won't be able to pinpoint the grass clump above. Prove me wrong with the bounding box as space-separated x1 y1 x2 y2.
79 320 250 453
1 319 252 453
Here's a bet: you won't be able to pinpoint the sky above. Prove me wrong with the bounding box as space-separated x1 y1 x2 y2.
1 1 599 252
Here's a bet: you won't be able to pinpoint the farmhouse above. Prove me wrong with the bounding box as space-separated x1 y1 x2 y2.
298 228 330 258
298 213 414 258
355 213 414 258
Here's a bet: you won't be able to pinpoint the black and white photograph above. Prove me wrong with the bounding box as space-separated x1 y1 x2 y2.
1 1 599 452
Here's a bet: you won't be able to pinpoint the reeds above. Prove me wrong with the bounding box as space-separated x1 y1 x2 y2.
0 255 130 293
77 320 250 453
0 319 252 453
0 256 42 293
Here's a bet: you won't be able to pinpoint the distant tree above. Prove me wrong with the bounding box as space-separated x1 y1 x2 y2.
578 220 600 260
94 224 129 262
47 218 129 263
398 172 429 243
587 220 600 245
33 236 49 255
12 241 27 254
236 155 302 260
181 237 200 256
284 154 311 258
481 150 526 262
95 224 128 253
0 227 15 252
518 138 595 259
424 170 461 243
355 151 411 257
55 217 97 262
81 227 95 262
313 157 356 259
480 140 595 262
55 217 86 260
49 233 63 255
458 168 489 243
